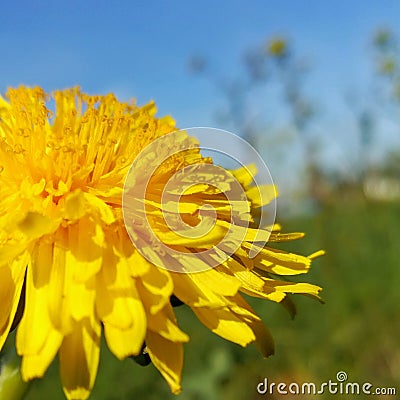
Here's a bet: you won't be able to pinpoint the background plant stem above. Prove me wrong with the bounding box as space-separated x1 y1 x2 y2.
0 347 30 400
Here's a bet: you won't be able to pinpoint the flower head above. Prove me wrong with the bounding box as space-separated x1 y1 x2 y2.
0 87 322 399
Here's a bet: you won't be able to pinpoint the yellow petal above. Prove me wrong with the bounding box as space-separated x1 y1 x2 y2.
0 94 11 110
64 190 86 221
152 220 227 247
17 248 52 355
84 192 115 225
136 266 173 315
240 287 285 302
103 321 145 360
146 331 183 395
245 184 277 207
193 306 255 347
0 253 28 351
0 240 28 265
170 268 240 308
250 319 275 358
68 278 96 322
268 232 305 242
47 229 73 333
308 250 326 259
17 212 59 240
59 317 101 400
251 245 312 275
112 229 150 277
125 250 152 277
220 259 285 302
17 241 64 379
67 218 103 283
267 280 323 298
146 303 189 343
229 294 274 357
222 258 267 293
231 164 258 187
96 250 147 355
21 328 63 380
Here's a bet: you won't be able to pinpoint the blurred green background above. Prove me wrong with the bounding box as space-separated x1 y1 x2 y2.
1 1 400 399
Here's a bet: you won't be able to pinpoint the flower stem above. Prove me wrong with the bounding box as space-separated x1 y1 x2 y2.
0 348 30 400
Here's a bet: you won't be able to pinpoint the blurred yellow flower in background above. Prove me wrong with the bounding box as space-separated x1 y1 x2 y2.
0 87 322 400
267 37 288 58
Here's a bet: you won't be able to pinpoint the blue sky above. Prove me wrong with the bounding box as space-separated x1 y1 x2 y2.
1 1 400 193
2 1 399 120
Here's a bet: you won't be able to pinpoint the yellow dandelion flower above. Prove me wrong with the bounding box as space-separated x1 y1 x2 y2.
267 37 288 58
0 87 323 400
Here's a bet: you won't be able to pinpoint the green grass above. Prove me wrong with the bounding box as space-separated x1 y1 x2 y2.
12 199 400 399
